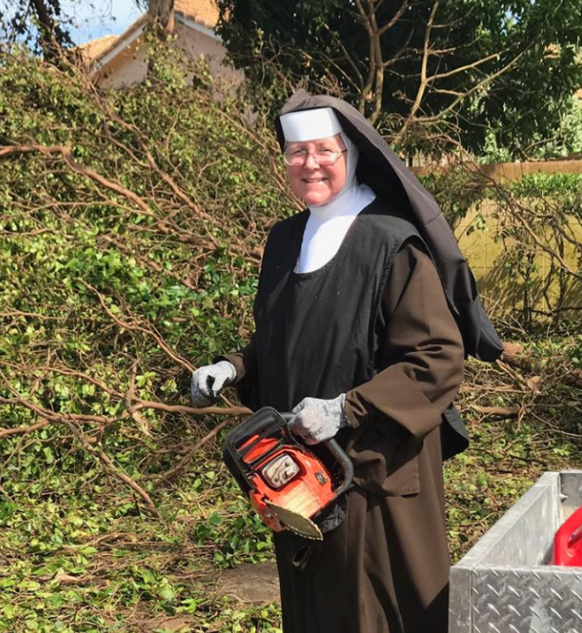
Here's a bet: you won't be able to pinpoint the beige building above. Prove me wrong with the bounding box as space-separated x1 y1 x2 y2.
79 0 241 88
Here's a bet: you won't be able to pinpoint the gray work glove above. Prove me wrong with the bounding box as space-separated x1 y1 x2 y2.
288 394 351 445
190 360 236 407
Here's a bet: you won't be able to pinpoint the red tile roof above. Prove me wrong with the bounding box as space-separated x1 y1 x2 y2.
77 35 119 63
78 14 148 64
175 0 220 29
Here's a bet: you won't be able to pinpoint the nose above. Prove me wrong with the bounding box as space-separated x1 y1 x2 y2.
304 153 318 169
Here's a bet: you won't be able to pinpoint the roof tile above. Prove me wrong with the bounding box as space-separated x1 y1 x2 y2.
175 0 219 28
76 35 120 62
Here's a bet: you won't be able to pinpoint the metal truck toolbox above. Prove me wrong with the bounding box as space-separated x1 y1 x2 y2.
449 470 582 633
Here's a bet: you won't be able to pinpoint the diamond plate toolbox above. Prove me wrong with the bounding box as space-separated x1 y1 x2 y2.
449 471 582 633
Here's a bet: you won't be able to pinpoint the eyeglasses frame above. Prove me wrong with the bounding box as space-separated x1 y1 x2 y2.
282 148 347 167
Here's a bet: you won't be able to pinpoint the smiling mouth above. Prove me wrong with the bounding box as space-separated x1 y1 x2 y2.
303 178 326 183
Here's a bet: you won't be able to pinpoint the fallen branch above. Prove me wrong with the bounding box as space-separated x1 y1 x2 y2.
100 234 200 290
0 376 155 514
0 310 64 321
0 144 153 216
502 342 582 390
470 405 520 418
134 399 251 417
0 418 50 438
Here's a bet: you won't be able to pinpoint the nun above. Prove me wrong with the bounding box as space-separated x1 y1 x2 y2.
190 90 503 633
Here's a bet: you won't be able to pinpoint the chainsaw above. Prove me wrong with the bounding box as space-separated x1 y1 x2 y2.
223 407 354 540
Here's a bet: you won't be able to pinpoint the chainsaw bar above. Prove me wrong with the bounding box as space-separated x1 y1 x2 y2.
265 501 323 541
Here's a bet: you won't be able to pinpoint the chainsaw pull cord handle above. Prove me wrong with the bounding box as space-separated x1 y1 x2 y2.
282 412 354 498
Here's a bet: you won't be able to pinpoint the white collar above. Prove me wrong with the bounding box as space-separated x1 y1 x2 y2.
308 182 375 221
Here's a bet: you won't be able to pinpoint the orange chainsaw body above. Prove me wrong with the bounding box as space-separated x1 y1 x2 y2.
241 435 335 532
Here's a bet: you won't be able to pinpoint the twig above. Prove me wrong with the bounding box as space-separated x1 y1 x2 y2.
133 400 251 417
470 405 520 418
157 416 236 485
80 280 195 373
61 414 160 517
0 311 64 321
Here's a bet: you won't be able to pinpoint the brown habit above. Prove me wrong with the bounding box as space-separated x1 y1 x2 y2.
225 235 464 632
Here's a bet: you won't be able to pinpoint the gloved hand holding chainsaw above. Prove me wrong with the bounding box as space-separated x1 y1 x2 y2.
190 361 236 406
288 394 352 445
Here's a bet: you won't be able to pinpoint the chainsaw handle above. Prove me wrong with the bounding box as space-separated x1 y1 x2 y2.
226 406 289 450
223 407 296 493
281 412 354 497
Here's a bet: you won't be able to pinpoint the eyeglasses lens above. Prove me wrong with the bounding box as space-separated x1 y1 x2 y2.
285 151 339 166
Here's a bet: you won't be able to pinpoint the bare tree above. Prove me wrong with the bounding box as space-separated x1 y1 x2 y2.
0 0 73 57
218 0 582 156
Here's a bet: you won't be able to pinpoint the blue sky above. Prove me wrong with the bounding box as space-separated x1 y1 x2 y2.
62 0 142 45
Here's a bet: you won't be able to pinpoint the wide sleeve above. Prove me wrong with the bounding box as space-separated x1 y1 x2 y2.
344 239 464 441
219 335 256 383
216 335 259 410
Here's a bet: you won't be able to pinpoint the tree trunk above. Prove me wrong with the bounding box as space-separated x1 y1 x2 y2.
27 0 72 60
148 0 175 33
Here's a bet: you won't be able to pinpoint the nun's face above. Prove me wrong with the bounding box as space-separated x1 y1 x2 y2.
285 135 347 207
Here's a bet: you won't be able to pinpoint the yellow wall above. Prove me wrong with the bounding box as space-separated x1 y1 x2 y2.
456 203 582 316
411 160 582 315
413 159 582 182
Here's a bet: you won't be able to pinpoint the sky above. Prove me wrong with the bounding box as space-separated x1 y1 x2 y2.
61 0 142 45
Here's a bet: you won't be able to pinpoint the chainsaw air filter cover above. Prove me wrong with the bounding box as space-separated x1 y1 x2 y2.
261 453 301 489
223 407 354 540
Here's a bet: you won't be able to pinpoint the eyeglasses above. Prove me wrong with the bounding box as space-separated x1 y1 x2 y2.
282 148 346 167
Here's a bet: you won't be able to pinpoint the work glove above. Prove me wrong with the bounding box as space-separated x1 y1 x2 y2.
288 394 351 445
190 360 236 407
